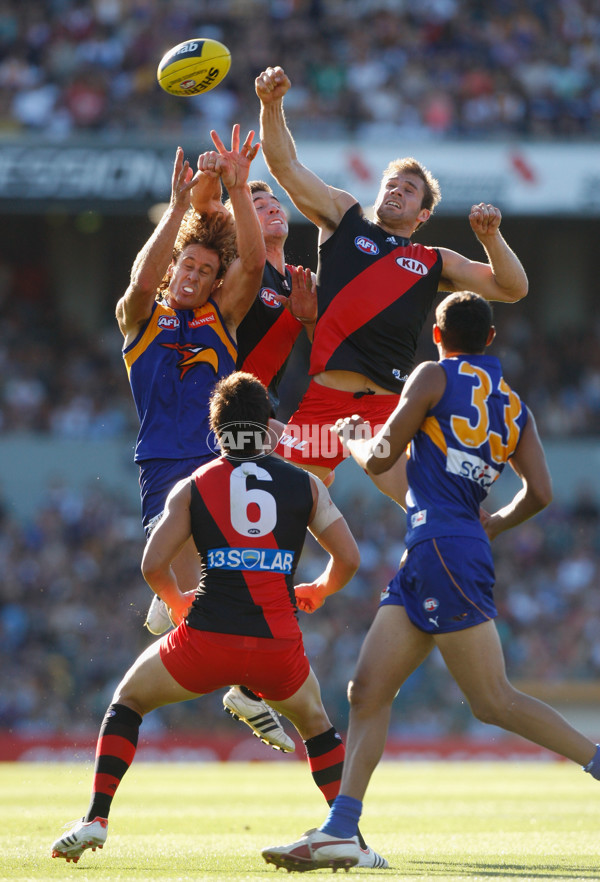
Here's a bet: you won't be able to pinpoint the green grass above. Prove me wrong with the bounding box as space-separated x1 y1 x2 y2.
1 761 599 881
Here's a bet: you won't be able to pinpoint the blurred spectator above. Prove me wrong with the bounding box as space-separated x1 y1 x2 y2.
1 472 600 737
0 0 599 141
1 250 600 437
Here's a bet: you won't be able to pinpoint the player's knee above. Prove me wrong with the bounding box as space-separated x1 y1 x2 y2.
468 688 517 728
347 675 373 712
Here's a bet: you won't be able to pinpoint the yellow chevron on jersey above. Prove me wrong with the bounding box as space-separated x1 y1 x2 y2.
123 298 237 462
420 415 447 455
124 299 236 376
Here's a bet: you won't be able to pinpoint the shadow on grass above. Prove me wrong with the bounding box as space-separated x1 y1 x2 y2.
405 859 598 879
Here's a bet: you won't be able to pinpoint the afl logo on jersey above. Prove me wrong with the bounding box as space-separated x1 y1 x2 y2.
157 315 180 330
260 288 283 308
423 597 439 612
354 236 379 255
396 256 427 275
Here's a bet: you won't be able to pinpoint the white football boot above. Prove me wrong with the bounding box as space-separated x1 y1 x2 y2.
51 817 108 863
223 686 295 752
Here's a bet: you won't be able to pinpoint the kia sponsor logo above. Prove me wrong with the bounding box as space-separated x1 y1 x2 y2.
354 236 379 255
260 288 282 308
396 256 428 275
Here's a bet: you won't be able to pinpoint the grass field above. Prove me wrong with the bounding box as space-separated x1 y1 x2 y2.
1 760 599 881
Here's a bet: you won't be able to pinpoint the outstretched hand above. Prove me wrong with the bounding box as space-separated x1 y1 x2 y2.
196 123 260 191
170 146 203 210
270 265 317 324
255 66 291 104
469 202 502 240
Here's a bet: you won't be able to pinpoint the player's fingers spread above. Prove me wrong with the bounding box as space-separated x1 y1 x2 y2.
210 129 226 154
230 122 240 152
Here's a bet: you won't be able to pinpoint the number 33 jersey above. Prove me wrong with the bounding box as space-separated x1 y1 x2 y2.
405 353 529 549
187 454 313 639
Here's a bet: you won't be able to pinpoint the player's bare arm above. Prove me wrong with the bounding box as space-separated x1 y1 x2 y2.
340 362 446 476
116 147 201 343
295 475 359 613
141 478 195 624
256 66 356 240
209 125 266 330
481 410 553 541
189 151 233 224
438 203 528 303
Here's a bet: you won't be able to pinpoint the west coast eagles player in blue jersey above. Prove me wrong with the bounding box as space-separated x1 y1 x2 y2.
116 129 305 755
116 127 265 595
261 292 600 873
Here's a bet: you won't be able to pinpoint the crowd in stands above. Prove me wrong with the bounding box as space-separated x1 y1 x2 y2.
1 0 599 142
1 455 599 740
2 0 600 744
2 251 600 440
1 251 600 740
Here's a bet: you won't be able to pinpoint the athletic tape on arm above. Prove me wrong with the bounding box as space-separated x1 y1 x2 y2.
309 474 343 536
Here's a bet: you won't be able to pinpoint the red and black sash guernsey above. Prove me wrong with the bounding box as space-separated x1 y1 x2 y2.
187 454 313 639
310 203 443 393
236 262 301 411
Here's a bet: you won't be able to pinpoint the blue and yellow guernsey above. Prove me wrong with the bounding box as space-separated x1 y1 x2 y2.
123 298 236 462
405 353 529 549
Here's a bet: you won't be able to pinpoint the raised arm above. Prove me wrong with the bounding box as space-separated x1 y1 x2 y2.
438 203 528 303
116 147 199 343
189 154 234 229
209 125 266 330
256 66 355 239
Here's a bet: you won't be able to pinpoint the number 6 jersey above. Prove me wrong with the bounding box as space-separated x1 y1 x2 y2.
404 353 529 549
187 454 313 639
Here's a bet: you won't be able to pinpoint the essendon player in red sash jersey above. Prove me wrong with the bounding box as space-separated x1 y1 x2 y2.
257 66 529 483
236 260 303 413
51 373 388 869
186 453 313 640
190 179 317 416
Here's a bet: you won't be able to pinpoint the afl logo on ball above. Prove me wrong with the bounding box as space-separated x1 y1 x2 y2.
354 236 379 255
260 288 282 308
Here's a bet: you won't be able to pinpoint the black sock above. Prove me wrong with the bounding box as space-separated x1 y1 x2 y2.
239 685 261 701
85 703 142 821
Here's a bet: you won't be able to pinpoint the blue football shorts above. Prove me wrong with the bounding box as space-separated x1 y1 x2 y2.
380 535 498 634
139 454 216 535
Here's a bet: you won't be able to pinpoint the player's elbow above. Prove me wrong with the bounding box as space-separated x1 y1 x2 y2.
511 280 528 301
365 452 393 476
526 476 553 514
346 545 361 577
501 278 528 302
140 549 162 586
532 478 553 511
335 543 360 582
